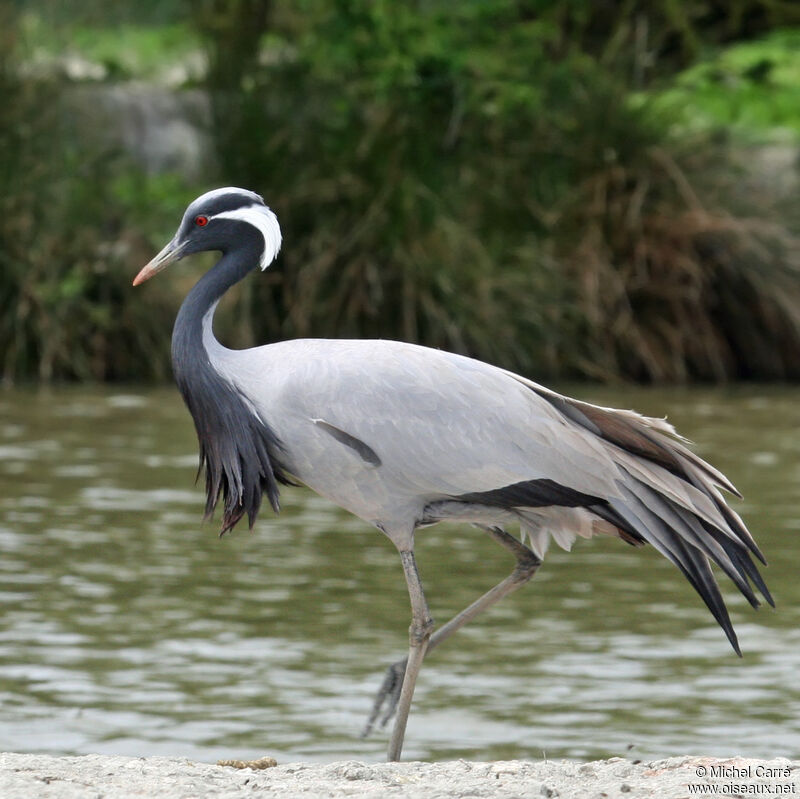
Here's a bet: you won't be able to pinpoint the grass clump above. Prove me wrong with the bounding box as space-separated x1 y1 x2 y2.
557 140 800 380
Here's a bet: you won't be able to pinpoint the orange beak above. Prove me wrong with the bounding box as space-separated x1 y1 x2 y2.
133 239 185 286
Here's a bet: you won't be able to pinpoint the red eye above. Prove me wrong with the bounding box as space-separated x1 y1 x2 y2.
194 215 208 227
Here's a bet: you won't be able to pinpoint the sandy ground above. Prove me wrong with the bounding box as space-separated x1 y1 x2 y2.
1 753 798 798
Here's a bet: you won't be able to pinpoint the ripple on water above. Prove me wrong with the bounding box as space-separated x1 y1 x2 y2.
80 486 199 510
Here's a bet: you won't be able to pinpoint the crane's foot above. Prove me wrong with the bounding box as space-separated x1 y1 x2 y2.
360 657 408 737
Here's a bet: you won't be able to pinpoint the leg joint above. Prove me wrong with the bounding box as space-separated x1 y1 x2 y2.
409 615 434 645
512 551 542 582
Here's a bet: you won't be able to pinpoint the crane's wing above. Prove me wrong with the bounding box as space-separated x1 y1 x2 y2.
221 338 770 653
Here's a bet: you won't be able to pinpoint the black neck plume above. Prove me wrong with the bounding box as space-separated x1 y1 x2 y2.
171 240 291 534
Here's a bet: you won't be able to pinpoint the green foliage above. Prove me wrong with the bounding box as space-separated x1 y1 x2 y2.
200 1 800 381
0 9 185 382
3 0 800 383
654 28 800 137
18 15 201 81
202 2 585 371
12 0 187 27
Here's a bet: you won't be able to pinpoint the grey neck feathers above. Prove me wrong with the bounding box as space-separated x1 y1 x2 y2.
171 247 291 534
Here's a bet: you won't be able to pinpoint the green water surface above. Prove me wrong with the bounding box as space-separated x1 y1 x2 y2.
0 385 798 762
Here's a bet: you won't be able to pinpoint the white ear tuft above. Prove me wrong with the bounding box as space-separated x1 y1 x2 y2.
214 205 282 270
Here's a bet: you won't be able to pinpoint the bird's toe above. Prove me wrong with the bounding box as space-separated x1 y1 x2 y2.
360 658 407 737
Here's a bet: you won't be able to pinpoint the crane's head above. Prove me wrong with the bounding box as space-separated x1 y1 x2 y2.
133 187 282 286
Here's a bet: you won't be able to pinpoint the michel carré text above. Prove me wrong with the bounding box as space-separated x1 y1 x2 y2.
709 764 792 779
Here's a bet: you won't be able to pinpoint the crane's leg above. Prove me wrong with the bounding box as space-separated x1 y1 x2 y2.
386 548 434 762
364 527 541 739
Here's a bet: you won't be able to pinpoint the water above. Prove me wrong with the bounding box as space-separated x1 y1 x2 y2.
1 384 799 763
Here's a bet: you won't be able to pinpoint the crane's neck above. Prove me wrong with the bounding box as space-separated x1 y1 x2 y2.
171 243 258 365
169 239 289 533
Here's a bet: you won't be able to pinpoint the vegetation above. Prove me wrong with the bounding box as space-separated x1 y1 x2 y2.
1 1 799 383
199 1 800 380
0 6 187 381
654 28 800 136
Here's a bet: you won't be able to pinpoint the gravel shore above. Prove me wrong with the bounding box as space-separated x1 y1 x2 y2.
1 753 797 798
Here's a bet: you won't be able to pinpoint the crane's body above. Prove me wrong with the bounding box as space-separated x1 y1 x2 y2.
202 334 740 560
205 334 613 548
134 187 771 762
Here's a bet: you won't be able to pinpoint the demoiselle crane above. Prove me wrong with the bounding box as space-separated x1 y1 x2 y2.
133 187 771 762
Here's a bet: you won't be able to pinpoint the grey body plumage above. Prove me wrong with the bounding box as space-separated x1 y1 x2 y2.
134 186 770 762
